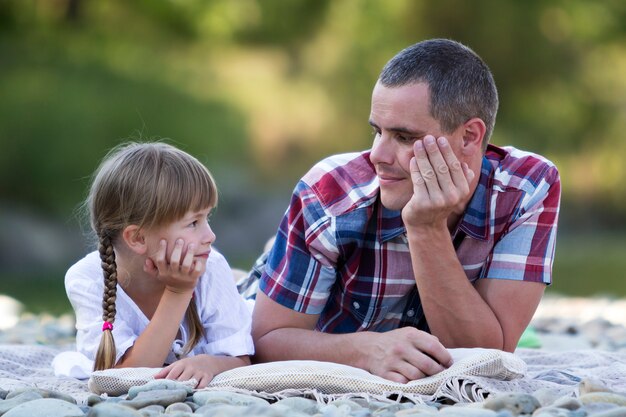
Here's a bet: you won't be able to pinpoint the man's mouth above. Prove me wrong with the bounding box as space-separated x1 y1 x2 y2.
377 172 405 184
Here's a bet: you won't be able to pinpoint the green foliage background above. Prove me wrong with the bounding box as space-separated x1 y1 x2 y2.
1 0 625 312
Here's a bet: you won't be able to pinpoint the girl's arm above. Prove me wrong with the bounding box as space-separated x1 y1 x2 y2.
154 355 251 388
116 239 204 368
115 289 195 368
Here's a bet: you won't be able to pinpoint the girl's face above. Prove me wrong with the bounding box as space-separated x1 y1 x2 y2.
144 207 216 264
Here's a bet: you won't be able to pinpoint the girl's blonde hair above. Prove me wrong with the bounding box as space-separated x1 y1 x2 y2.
88 142 217 371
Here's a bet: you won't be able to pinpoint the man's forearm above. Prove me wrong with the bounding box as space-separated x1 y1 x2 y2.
406 225 504 349
254 328 370 369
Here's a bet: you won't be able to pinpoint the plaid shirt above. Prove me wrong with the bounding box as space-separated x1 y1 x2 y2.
253 144 561 333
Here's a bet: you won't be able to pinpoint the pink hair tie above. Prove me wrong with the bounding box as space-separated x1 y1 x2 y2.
102 322 113 332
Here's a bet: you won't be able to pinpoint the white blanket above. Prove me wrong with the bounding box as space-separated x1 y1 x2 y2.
1 344 626 405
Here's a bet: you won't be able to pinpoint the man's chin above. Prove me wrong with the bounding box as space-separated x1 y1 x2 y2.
379 193 409 212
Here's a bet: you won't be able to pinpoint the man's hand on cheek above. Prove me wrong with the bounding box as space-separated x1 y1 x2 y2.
402 135 475 229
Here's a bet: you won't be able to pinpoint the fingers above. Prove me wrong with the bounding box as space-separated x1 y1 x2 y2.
169 239 184 270
412 135 471 207
410 332 454 369
154 239 168 272
180 243 196 274
437 137 466 189
155 361 212 389
418 136 455 194
196 375 211 389
372 328 452 383
153 365 170 379
143 258 158 277
409 157 427 197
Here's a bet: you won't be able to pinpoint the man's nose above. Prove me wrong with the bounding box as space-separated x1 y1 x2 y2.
370 132 394 165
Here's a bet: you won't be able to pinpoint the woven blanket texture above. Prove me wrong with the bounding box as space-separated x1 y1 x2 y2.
2 345 626 404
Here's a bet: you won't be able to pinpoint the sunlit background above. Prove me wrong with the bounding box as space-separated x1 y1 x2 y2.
1 0 625 315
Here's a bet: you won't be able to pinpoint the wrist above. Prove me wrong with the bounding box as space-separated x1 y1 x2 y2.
404 221 448 238
351 332 376 371
163 286 195 297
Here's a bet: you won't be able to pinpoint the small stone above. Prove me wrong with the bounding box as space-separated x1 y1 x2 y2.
120 389 188 409
5 388 76 404
0 390 8 400
271 397 319 414
439 405 498 417
0 391 43 415
579 378 613 395
579 392 626 406
138 404 165 414
87 395 105 407
3 398 83 417
590 407 626 417
368 402 406 414
127 381 193 399
395 407 438 416
137 410 160 417
164 402 192 413
483 393 541 416
327 399 362 411
192 391 268 407
270 403 312 417
532 406 571 417
581 402 619 414
532 389 562 407
551 397 582 410
88 402 143 416
193 403 248 416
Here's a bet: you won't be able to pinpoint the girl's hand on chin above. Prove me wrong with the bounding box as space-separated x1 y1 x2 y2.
147 239 206 293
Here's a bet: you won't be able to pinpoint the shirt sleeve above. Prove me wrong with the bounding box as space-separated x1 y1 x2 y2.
65 251 138 365
196 250 254 357
259 180 340 314
484 164 561 284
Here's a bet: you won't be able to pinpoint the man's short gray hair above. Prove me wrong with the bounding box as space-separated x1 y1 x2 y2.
379 39 499 149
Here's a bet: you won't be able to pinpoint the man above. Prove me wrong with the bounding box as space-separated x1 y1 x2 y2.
247 39 561 383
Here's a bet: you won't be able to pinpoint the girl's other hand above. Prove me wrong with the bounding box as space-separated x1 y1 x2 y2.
153 355 218 389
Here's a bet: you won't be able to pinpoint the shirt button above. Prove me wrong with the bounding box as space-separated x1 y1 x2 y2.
407 309 415 317
353 301 360 309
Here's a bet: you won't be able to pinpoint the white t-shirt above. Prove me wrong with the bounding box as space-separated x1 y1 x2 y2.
65 249 254 367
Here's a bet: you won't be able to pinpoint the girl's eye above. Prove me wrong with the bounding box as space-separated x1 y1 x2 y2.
190 220 198 228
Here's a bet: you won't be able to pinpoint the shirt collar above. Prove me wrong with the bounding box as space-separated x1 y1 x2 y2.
457 155 494 241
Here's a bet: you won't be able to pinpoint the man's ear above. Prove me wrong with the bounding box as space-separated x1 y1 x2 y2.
461 118 486 155
122 225 148 255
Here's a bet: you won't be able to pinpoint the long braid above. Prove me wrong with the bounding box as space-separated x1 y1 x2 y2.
182 297 205 355
93 233 118 370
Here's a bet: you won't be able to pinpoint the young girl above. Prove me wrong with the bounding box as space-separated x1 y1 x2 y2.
63 142 253 388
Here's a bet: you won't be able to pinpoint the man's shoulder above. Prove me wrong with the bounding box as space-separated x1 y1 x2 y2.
487 145 560 194
300 151 379 215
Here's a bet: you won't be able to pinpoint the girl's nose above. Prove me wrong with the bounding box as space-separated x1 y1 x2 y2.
204 223 216 245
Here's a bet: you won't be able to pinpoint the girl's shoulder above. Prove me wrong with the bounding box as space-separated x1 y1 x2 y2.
65 251 104 300
65 251 102 288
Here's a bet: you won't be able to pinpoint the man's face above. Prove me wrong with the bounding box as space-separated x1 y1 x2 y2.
369 81 465 211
